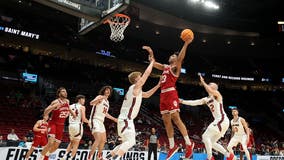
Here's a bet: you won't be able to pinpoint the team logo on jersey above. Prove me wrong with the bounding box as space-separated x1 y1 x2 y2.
173 100 177 107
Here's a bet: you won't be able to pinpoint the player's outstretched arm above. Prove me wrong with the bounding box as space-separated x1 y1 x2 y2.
142 82 160 98
90 95 105 106
199 75 221 99
176 39 192 72
134 57 155 95
80 106 89 124
44 100 60 117
142 46 164 71
179 98 206 106
106 113 118 123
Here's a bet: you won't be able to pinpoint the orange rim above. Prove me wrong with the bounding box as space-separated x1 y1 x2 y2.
104 13 130 25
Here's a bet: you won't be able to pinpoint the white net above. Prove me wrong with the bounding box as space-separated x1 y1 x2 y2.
107 14 130 42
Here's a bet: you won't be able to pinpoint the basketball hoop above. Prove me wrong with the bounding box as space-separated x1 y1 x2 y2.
104 14 130 42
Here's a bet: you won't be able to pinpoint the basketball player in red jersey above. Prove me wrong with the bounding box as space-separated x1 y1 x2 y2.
39 87 76 160
25 115 49 160
143 39 194 160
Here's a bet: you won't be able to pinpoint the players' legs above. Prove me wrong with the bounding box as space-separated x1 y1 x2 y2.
162 113 175 148
241 135 251 160
97 132 106 159
62 141 73 159
40 136 56 157
25 146 35 160
49 141 61 153
113 132 136 159
171 112 192 146
211 134 230 157
227 136 239 154
88 132 101 160
70 140 80 158
202 128 214 159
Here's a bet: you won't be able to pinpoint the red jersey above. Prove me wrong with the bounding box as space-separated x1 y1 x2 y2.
161 65 178 90
49 99 70 125
34 120 48 137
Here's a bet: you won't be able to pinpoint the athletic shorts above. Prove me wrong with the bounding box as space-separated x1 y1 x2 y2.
205 117 229 138
69 123 83 140
117 119 135 141
91 119 106 133
48 122 65 142
160 90 180 114
32 135 47 148
229 134 248 150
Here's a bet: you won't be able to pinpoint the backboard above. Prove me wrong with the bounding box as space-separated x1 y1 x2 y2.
33 0 129 35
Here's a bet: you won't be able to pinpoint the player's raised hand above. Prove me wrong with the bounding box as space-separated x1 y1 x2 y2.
184 38 193 45
142 46 154 57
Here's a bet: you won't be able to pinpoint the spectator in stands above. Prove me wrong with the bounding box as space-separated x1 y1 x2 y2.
178 143 184 152
0 134 7 147
88 140 93 149
7 129 19 141
18 137 28 148
26 130 34 142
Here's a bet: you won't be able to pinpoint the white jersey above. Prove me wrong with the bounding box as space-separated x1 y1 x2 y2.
90 99 109 122
69 103 82 124
231 117 246 136
118 85 142 120
204 96 227 121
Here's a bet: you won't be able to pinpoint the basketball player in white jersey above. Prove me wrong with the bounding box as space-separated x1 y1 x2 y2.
179 75 234 160
227 108 251 160
104 54 160 160
88 86 117 160
61 95 89 160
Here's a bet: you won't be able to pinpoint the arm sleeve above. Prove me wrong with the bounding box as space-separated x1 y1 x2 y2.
181 98 206 106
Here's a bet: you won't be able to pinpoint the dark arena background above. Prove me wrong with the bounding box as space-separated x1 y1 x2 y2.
0 0 284 160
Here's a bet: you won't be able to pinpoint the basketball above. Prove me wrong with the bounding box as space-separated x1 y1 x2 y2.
180 29 194 42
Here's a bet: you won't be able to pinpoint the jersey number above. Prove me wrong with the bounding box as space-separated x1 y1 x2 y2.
234 127 238 132
209 104 215 112
103 107 108 114
161 75 167 83
59 111 69 118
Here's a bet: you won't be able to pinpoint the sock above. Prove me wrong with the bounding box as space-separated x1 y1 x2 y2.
184 135 191 145
169 137 175 149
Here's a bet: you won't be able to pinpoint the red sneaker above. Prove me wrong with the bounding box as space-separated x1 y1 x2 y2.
226 153 235 160
185 142 195 158
166 145 179 160
87 154 92 160
43 156 49 160
97 152 103 160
